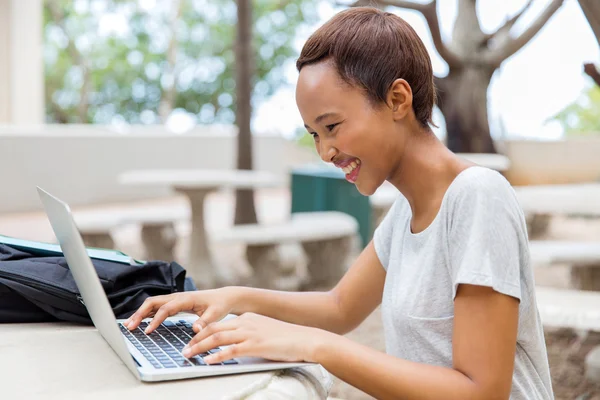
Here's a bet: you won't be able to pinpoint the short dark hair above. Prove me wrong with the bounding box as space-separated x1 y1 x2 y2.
296 7 436 127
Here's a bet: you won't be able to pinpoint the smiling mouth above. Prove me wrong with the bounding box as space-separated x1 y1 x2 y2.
336 158 361 183
340 159 360 174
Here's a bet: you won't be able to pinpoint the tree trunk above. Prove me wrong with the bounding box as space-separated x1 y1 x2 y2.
437 66 496 153
234 0 258 225
158 0 182 121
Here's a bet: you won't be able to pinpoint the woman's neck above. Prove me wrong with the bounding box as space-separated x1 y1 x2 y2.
388 131 473 219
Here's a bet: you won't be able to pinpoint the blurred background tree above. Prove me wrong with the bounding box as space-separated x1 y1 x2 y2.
550 84 600 135
548 0 600 136
43 0 318 125
43 0 319 225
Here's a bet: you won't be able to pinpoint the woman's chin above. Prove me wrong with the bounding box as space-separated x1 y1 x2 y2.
354 179 377 197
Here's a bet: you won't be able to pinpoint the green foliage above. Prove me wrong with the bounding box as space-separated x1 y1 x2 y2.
551 84 600 135
43 0 319 124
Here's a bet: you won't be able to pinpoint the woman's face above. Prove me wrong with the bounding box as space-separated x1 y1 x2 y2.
295 61 406 196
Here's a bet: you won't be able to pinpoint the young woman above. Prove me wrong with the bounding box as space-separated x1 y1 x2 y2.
125 7 553 399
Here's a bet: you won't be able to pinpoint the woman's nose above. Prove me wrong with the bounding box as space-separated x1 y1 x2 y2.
319 140 338 163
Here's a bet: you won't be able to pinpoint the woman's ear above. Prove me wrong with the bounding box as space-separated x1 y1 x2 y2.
387 79 413 121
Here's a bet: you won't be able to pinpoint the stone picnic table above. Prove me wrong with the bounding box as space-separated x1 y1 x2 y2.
118 169 282 288
0 321 331 399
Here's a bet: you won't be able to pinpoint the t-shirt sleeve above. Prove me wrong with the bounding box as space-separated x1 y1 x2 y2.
373 200 399 271
447 173 526 301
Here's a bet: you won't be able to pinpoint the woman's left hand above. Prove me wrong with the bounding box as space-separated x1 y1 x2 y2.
181 312 329 364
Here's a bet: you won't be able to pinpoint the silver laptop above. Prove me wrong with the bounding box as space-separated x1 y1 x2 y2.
37 187 310 382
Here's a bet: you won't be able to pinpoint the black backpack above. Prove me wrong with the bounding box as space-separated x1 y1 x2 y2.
0 243 195 324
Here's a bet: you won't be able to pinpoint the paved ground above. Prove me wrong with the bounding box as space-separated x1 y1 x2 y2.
2 191 600 398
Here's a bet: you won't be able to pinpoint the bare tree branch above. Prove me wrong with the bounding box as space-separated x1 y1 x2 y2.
47 96 70 124
488 0 564 66
345 0 462 68
159 0 182 121
339 0 383 7
46 0 91 122
578 0 600 46
377 0 428 11
485 0 534 44
584 63 600 87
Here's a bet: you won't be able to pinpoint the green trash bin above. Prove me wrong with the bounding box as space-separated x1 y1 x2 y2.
290 163 371 247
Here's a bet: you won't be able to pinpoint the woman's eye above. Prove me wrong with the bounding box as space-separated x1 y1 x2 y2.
310 132 319 139
326 123 338 131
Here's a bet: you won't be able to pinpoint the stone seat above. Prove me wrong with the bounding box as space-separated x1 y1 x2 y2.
74 206 189 261
536 286 600 332
530 240 600 291
74 213 123 250
369 183 398 227
213 211 359 291
536 286 600 384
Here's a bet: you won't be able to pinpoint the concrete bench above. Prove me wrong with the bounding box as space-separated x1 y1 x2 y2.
514 183 600 238
536 286 600 332
213 211 359 291
74 214 122 250
74 207 189 261
536 286 600 384
529 240 600 291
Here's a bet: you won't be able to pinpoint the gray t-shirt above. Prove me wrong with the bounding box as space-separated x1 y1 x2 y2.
374 166 553 399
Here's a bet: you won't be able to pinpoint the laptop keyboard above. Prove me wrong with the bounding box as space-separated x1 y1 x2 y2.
118 320 238 369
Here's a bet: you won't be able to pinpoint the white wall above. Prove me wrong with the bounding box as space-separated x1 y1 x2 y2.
501 137 600 186
4 124 600 214
0 125 319 214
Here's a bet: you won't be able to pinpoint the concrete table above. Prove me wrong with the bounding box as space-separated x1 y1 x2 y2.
0 322 331 400
119 169 281 288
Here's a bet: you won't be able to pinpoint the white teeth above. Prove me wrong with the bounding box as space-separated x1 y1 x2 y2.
340 159 361 175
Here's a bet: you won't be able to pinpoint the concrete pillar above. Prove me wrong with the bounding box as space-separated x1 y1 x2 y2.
0 0 44 124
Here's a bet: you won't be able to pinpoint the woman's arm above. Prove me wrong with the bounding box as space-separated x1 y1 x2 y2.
233 241 386 334
312 284 519 400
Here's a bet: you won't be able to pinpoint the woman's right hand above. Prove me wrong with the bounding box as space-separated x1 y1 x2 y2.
123 287 240 334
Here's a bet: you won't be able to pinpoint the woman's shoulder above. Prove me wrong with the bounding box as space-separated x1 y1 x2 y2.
449 166 515 201
445 166 522 217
